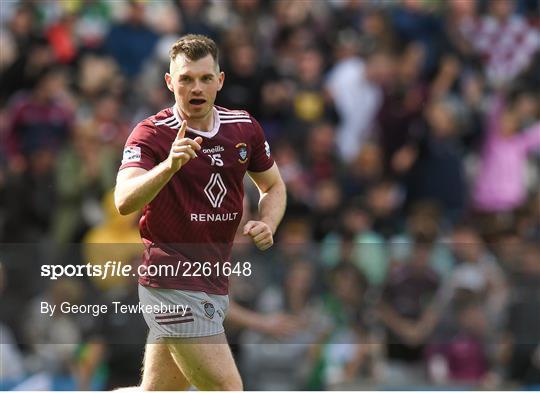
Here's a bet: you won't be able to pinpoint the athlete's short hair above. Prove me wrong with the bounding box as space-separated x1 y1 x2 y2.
169 34 219 66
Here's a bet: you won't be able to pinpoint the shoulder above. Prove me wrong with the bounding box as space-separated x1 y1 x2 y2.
129 107 175 139
215 105 253 125
151 107 179 128
215 106 267 141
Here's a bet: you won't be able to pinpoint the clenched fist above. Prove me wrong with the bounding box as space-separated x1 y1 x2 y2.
166 120 203 172
243 220 273 250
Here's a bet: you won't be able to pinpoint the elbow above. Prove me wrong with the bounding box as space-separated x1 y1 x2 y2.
116 204 131 216
277 177 287 198
114 188 131 216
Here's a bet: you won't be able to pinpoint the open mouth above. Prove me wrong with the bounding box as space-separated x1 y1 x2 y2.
189 98 206 105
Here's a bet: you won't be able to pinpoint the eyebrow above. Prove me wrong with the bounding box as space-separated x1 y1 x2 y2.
178 73 215 79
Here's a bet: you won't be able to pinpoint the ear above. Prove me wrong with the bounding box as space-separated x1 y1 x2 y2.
164 73 174 93
217 71 225 92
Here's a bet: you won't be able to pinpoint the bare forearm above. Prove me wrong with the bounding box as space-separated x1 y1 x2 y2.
226 301 261 330
258 179 286 234
114 162 176 215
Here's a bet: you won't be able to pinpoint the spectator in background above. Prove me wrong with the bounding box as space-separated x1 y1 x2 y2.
390 0 443 76
376 42 427 176
440 0 479 67
359 8 398 54
505 242 540 387
426 297 491 387
76 54 122 105
217 42 262 117
103 1 158 78
320 201 387 286
82 190 142 292
397 97 467 223
390 203 454 279
378 239 441 378
309 263 379 389
461 0 539 87
342 142 384 199
6 67 73 161
0 6 54 103
291 48 337 133
2 146 56 242
471 92 540 217
326 48 394 163
240 260 321 390
446 224 509 328
329 0 365 34
302 123 341 185
46 12 79 65
177 0 216 39
89 92 130 149
271 141 311 213
310 179 342 242
515 190 540 242
267 217 317 284
364 180 403 238
52 121 116 243
19 279 106 390
70 0 112 49
0 263 26 390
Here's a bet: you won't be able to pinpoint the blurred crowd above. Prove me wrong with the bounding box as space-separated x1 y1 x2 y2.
1 0 539 390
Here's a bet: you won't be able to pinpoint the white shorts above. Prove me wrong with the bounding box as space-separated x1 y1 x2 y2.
138 284 229 341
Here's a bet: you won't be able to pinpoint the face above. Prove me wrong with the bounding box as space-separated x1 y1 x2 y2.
451 228 482 263
165 54 224 120
285 262 313 296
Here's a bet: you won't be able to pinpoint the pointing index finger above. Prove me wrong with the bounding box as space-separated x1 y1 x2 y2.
176 120 187 140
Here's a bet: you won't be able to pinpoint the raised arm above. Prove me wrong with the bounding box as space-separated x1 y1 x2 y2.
242 163 286 250
114 121 202 215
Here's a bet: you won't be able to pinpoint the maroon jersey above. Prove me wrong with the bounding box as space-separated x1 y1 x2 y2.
119 106 274 294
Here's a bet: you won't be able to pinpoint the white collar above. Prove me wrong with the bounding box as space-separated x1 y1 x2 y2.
172 105 221 139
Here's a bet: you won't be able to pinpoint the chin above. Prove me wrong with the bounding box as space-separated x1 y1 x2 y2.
192 106 212 117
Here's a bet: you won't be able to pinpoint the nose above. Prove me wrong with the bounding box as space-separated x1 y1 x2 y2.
192 80 203 95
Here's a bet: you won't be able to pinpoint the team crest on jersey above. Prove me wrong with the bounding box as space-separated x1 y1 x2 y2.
122 146 141 164
236 143 248 164
202 301 215 319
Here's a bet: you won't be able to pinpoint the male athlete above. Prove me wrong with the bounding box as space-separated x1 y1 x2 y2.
114 34 286 390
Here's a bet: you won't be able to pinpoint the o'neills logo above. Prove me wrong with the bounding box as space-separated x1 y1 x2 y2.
190 212 239 222
202 145 225 154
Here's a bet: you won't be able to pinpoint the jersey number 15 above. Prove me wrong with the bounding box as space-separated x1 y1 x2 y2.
210 153 223 166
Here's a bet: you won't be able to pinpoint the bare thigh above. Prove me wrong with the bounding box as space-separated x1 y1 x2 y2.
140 341 191 391
164 333 243 391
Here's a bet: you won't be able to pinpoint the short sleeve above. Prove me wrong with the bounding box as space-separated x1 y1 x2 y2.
248 117 274 172
119 122 159 171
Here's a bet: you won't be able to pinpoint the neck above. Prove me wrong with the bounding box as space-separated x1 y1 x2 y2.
176 104 214 132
